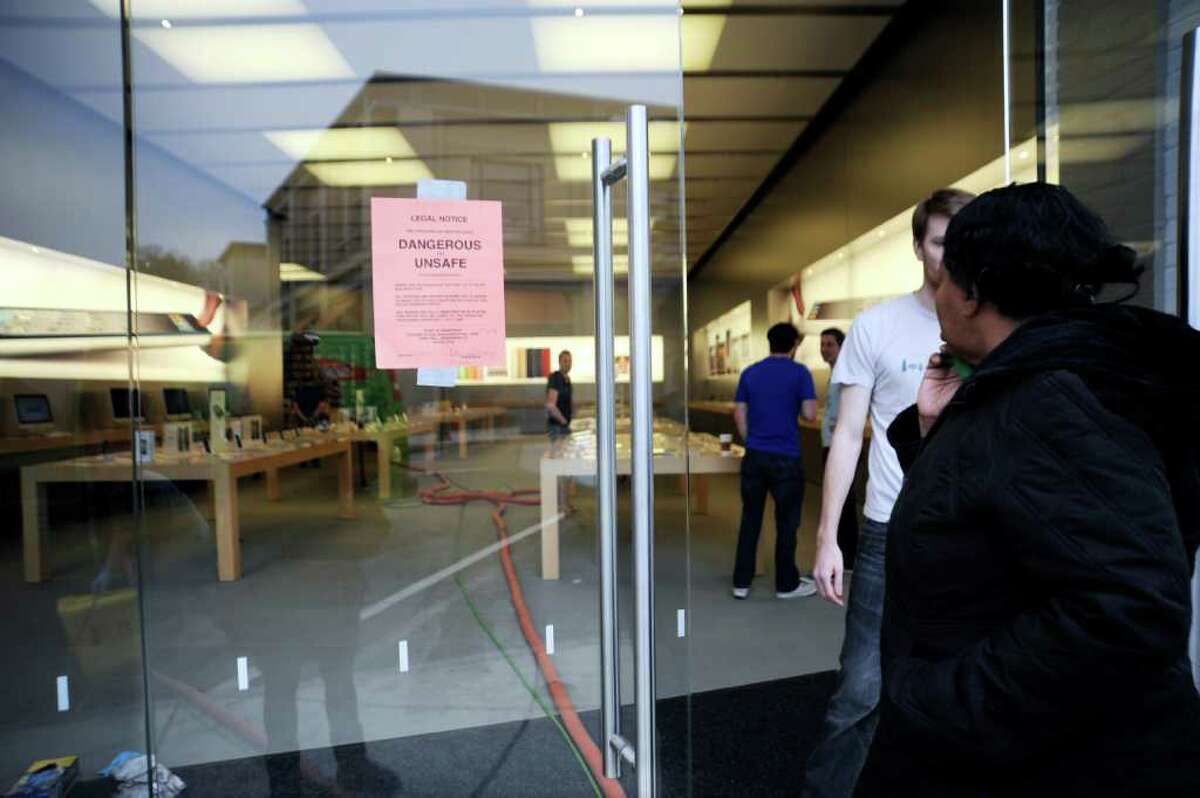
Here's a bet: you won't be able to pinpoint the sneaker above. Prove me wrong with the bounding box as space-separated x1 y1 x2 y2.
776 578 817 599
731 587 750 600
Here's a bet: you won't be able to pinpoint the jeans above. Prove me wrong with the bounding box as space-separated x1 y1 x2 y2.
801 518 887 798
732 448 805 593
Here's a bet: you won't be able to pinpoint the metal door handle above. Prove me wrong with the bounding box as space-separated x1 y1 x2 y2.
591 134 622 779
592 104 657 796
1180 29 1200 328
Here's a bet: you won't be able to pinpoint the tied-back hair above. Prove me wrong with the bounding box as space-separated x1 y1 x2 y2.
942 183 1143 319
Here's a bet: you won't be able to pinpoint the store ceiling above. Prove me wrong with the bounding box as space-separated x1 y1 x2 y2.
0 0 905 281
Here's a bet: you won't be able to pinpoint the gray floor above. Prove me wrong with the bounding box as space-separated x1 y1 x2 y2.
0 428 848 785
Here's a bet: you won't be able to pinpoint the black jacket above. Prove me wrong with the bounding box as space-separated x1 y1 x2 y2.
872 305 1200 797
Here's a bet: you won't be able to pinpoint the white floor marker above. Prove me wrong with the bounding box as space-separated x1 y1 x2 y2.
546 624 556 655
236 657 249 691
56 676 69 712
398 640 410 673
677 609 686 638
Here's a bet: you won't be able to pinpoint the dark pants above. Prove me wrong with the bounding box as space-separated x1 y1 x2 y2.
732 448 805 593
823 447 860 567
801 518 887 798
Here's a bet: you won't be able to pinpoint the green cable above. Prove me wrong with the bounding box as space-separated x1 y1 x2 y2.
455 574 604 798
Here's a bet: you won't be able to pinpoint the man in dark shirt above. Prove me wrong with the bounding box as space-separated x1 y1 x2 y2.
732 323 818 599
546 350 573 438
291 383 331 428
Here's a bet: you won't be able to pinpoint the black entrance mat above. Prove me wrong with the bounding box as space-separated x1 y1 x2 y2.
661 669 838 797
75 670 839 797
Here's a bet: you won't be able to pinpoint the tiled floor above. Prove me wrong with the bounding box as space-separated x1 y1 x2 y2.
0 429 850 787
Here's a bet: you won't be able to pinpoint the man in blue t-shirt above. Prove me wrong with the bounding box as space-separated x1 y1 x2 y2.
731 322 818 599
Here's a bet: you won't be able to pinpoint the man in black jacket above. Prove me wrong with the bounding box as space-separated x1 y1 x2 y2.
871 183 1200 796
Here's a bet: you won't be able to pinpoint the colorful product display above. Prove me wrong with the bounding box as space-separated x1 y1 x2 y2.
5 757 78 798
513 347 554 378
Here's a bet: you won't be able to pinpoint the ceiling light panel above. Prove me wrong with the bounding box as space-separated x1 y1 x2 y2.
305 159 435 187
532 14 724 72
565 218 629 248
134 24 354 83
548 121 683 155
266 128 418 161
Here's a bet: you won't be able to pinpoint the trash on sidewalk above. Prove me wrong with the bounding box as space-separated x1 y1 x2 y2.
5 757 79 798
101 752 186 798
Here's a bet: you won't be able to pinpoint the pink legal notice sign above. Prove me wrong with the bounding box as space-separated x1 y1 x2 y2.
370 197 506 369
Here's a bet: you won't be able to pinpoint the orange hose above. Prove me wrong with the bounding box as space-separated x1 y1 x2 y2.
409 464 626 798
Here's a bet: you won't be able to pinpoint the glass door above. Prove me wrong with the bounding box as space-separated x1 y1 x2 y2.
123 1 689 796
1022 0 1200 684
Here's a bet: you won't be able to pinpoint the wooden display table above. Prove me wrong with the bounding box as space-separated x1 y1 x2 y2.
407 406 504 460
0 428 132 456
538 420 743 579
22 438 354 583
346 425 407 500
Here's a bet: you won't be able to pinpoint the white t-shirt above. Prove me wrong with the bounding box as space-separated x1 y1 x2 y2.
831 292 942 523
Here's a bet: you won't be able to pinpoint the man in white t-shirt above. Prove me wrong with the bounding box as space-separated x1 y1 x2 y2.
801 188 975 798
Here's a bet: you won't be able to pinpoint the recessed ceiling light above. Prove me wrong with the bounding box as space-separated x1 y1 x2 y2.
305 159 434 187
1018 149 1030 159
266 128 418 161
555 154 677 181
575 7 584 17
385 156 394 163
160 19 172 29
532 14 724 72
134 23 353 84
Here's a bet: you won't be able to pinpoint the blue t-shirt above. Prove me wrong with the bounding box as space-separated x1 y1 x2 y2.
734 357 817 457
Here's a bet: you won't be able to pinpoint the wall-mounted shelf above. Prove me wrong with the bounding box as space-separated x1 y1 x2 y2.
450 335 665 385
695 300 753 381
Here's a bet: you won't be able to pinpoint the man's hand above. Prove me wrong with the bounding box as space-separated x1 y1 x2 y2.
733 402 749 442
812 536 845 606
916 351 963 437
546 388 568 425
